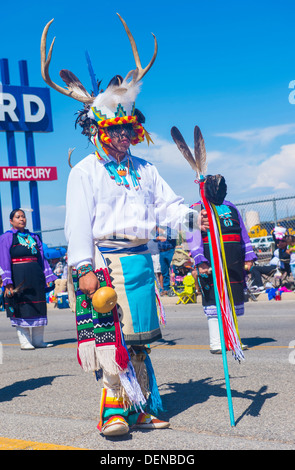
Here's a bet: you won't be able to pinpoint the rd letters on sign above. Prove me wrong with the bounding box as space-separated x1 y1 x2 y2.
0 85 53 133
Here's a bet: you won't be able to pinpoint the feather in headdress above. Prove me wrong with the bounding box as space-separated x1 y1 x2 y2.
85 50 99 96
87 80 141 120
59 69 92 99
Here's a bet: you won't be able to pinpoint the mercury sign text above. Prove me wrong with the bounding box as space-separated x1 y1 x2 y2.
0 166 57 181
0 85 53 132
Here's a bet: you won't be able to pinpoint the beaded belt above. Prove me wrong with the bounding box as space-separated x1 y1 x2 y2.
98 243 148 254
203 234 241 243
11 257 38 263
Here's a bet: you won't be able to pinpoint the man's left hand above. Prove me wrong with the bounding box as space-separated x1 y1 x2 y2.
200 209 209 231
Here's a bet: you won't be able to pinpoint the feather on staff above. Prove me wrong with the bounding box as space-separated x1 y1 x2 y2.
193 125 207 180
171 124 245 426
171 126 198 173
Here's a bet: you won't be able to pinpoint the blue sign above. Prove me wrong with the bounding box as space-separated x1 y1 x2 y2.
0 84 53 132
0 58 54 236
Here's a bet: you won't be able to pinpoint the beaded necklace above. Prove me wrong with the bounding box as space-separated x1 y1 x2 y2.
93 138 141 189
104 158 141 189
90 133 141 189
17 232 38 254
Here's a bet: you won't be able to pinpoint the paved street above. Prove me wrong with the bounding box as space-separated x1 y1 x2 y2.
0 296 295 451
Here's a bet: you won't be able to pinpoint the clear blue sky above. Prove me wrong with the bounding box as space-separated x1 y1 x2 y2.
1 0 295 244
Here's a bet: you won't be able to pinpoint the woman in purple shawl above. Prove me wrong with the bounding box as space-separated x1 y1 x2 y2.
0 209 57 350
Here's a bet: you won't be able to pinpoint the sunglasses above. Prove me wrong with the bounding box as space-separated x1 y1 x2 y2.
106 124 134 138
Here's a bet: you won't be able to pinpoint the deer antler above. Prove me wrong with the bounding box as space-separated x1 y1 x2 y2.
68 148 75 168
41 19 93 104
117 13 158 84
41 16 157 105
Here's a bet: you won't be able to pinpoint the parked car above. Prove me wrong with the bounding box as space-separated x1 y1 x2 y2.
250 236 274 252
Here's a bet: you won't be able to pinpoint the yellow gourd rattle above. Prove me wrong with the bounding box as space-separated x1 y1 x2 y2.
92 287 118 313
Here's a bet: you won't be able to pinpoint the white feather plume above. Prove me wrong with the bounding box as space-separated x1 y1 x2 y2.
88 80 142 119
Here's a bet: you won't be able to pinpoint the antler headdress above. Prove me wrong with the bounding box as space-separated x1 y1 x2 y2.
40 14 157 146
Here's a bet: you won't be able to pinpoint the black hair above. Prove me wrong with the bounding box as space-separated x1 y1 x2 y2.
9 208 25 220
75 105 98 140
204 175 227 206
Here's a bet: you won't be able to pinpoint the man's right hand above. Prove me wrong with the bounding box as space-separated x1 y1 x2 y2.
79 271 100 299
199 210 209 232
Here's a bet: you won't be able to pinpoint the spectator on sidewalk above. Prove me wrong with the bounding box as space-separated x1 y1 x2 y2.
0 277 5 311
147 237 162 287
250 227 290 291
286 235 295 282
158 227 177 296
0 209 57 350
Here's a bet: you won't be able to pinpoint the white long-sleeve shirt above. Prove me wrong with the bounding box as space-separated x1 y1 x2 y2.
65 152 198 268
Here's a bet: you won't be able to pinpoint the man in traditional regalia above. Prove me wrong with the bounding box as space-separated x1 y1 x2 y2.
41 14 207 437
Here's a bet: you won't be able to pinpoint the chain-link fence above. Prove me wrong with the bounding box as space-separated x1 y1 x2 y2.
36 227 66 249
37 194 295 263
236 194 295 263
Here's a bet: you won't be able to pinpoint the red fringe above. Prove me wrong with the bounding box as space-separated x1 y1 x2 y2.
104 267 130 372
115 344 130 371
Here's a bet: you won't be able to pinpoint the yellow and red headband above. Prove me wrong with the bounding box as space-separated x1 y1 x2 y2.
98 115 145 146
89 103 153 147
